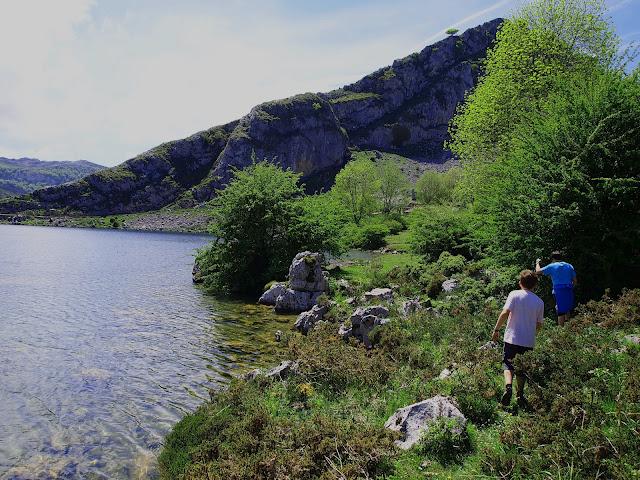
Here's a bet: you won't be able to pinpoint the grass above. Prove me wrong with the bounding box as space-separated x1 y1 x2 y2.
329 91 381 104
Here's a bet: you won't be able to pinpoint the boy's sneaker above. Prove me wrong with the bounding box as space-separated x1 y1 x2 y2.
501 386 512 406
516 395 530 410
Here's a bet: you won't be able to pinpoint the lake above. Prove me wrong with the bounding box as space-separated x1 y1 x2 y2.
0 225 292 479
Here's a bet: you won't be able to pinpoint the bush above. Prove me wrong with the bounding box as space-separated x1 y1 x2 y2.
410 206 475 261
415 168 461 205
196 162 340 294
419 418 472 465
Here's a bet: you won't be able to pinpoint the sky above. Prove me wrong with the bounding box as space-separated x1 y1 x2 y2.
0 0 638 167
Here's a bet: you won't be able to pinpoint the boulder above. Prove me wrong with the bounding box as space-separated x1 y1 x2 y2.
238 361 299 381
438 368 453 380
342 305 390 348
295 304 329 334
275 289 323 314
384 395 466 449
288 252 328 292
265 360 299 379
442 279 459 292
192 262 203 284
363 287 394 303
258 283 287 306
400 297 431 317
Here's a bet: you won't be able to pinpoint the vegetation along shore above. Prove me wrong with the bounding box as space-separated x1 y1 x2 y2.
160 1 640 478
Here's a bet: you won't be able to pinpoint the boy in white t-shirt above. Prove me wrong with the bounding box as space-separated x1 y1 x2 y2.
491 270 544 408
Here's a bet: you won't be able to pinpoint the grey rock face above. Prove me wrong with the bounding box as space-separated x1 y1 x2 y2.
342 305 390 348
288 252 328 292
275 289 323 314
259 283 288 306
384 395 466 449
363 287 394 303
295 304 329 334
1 20 502 215
271 252 329 313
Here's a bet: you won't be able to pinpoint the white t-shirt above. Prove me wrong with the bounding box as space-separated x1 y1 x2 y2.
503 289 544 348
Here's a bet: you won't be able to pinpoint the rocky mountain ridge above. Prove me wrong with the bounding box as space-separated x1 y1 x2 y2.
0 19 501 215
0 157 104 198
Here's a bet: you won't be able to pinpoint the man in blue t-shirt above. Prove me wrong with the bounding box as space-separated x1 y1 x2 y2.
536 251 577 326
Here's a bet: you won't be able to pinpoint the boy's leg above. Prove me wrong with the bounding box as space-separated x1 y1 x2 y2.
558 314 566 326
501 343 515 405
516 374 526 396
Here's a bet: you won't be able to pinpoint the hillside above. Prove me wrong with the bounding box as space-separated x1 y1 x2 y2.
0 157 103 198
0 19 501 216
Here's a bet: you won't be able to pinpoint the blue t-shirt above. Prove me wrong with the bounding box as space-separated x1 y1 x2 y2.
541 261 576 288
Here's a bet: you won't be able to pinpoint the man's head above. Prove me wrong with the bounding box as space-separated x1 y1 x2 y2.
519 269 538 290
550 250 563 261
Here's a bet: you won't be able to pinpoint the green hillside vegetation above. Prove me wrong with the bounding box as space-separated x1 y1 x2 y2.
163 0 640 478
0 157 103 198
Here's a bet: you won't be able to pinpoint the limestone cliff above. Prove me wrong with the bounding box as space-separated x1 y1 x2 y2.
0 19 501 215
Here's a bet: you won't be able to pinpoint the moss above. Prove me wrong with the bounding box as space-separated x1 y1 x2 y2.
255 109 280 122
312 102 322 110
329 91 381 104
380 68 396 80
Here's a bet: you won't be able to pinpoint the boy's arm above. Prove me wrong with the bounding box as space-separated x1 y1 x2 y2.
535 258 544 275
492 309 510 342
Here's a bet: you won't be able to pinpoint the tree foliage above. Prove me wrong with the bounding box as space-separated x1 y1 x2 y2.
197 162 339 294
448 0 639 299
332 157 380 224
376 159 410 213
416 167 462 205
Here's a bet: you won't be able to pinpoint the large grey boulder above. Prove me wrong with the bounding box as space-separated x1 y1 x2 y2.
268 252 330 313
295 304 329 334
288 252 328 292
258 283 287 306
341 305 390 348
384 395 466 449
275 289 323 314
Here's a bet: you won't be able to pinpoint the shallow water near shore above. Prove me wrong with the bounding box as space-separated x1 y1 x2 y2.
0 225 293 479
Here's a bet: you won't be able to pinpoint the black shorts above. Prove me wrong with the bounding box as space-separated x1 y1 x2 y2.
503 342 533 372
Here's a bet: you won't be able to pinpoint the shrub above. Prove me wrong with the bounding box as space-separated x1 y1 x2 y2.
415 168 461 205
410 206 475 261
419 418 472 465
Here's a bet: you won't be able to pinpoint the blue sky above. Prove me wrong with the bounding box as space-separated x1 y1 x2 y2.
0 0 638 166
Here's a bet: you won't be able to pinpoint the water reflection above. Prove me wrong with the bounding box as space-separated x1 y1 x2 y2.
0 225 294 479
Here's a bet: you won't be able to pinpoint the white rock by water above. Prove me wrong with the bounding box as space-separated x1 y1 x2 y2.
295 304 329 334
258 283 288 306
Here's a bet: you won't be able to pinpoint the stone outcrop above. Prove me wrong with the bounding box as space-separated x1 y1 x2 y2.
259 252 329 314
0 19 502 215
384 395 466 449
340 305 390 348
258 283 287 306
295 304 329 334
400 297 431 317
442 279 459 292
240 360 299 381
363 287 394 303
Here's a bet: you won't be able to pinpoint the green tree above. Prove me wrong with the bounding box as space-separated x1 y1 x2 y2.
376 159 410 213
448 0 619 202
332 157 380 224
196 162 338 294
445 28 459 36
415 168 461 205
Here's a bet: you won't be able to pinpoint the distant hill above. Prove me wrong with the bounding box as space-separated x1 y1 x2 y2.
0 19 501 215
0 157 104 198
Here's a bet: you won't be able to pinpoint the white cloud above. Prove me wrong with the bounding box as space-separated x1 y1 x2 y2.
0 0 516 165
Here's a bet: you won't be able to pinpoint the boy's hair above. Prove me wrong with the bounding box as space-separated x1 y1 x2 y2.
550 250 563 261
519 269 538 289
